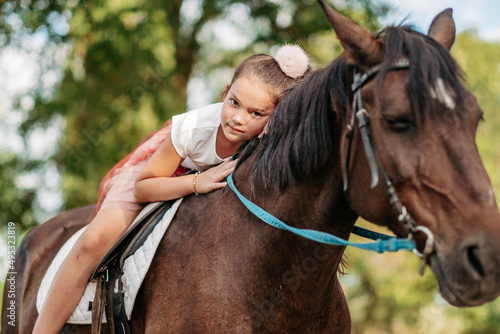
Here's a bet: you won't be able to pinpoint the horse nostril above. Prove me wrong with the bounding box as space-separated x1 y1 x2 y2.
467 246 485 278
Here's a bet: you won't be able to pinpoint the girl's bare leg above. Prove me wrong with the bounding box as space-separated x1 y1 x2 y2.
33 208 138 334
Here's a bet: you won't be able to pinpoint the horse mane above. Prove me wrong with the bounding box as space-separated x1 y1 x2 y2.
238 58 350 190
238 25 466 191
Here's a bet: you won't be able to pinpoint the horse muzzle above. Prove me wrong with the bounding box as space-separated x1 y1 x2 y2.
429 235 500 307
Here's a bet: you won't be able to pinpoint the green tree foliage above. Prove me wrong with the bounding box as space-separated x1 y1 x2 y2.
0 0 387 232
454 31 500 194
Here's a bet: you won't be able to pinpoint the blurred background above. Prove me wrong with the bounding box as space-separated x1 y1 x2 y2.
1 0 499 332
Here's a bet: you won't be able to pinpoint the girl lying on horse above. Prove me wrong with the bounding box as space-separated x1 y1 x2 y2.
33 44 312 333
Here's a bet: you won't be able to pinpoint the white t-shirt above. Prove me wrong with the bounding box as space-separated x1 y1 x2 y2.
171 103 227 171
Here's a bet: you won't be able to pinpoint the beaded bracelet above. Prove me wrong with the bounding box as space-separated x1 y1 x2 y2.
192 171 200 196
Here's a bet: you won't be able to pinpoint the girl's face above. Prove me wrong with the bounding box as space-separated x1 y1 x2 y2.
220 75 275 145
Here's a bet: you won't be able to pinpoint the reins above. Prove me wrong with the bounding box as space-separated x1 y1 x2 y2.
227 173 416 253
227 59 435 275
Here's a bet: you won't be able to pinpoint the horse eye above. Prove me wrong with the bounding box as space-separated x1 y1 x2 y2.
384 116 415 131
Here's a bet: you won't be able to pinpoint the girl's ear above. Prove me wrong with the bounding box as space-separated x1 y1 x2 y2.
223 84 230 99
258 120 270 138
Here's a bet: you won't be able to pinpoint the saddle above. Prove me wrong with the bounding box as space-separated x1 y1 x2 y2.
89 200 175 334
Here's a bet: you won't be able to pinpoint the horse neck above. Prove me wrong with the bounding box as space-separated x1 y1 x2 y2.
232 152 357 280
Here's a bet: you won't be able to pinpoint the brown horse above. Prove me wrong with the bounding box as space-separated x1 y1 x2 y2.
3 1 500 333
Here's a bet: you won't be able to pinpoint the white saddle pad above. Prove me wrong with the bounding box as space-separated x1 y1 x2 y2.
36 198 183 324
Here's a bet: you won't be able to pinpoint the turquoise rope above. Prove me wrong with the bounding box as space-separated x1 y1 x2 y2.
227 173 415 253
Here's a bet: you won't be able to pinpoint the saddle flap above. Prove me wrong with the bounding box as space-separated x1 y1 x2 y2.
90 201 173 281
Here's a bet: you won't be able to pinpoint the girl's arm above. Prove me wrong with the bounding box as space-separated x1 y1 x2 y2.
133 134 236 203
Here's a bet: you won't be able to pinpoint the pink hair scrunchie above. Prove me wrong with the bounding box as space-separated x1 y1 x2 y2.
274 44 310 78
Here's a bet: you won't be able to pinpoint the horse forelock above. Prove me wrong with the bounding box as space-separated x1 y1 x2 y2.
376 26 466 121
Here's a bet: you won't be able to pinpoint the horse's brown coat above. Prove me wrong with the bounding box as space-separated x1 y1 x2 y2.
3 1 500 333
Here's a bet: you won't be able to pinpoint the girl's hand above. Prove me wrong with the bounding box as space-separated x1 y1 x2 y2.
194 159 237 194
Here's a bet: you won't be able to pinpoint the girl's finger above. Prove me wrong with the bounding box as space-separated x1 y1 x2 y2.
214 181 227 189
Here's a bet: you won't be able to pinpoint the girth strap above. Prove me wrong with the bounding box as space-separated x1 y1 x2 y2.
91 273 106 334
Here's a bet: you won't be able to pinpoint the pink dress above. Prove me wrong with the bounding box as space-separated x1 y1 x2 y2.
96 121 187 213
95 103 223 214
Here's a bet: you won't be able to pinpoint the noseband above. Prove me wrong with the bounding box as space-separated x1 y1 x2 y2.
343 59 435 274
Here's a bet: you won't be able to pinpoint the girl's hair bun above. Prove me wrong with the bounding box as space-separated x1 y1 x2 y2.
274 44 310 79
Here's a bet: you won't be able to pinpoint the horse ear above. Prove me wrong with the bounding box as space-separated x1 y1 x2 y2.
317 0 383 67
427 8 456 50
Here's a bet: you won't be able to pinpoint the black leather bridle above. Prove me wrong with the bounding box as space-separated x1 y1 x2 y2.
342 59 435 275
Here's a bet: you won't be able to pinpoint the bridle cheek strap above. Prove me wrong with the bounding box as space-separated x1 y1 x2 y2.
344 59 435 275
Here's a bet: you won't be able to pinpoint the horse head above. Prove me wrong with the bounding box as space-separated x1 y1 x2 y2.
318 0 500 307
